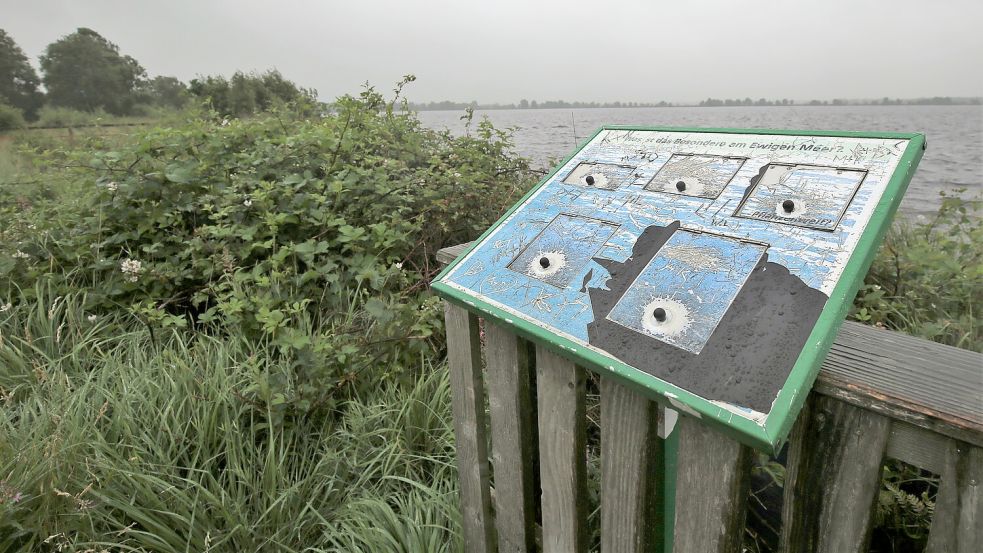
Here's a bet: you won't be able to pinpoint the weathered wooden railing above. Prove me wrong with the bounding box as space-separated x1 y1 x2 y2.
438 243 982 553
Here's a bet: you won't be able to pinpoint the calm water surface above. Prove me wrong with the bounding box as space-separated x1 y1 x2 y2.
419 105 982 217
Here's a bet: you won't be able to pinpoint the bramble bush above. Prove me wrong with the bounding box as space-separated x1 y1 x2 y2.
0 81 537 416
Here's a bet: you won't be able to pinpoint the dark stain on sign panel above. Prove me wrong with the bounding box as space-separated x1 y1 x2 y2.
587 222 828 412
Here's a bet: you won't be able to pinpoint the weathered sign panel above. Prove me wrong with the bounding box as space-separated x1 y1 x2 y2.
433 127 924 451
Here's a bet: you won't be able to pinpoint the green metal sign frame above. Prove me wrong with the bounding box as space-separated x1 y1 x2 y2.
434 126 924 453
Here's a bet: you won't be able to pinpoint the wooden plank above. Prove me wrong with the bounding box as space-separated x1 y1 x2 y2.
438 243 983 448
817 322 982 447
927 441 983 553
672 415 752 553
600 377 664 553
443 303 496 553
437 242 471 266
779 396 892 553
485 322 537 553
536 345 588 553
885 420 950 475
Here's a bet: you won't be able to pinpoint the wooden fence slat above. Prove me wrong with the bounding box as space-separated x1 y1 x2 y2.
885 420 950 474
536 346 588 553
485 322 538 552
926 441 983 553
672 414 752 553
600 377 664 553
779 396 892 553
443 303 496 553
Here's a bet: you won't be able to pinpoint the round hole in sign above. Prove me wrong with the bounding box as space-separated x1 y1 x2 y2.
775 198 806 218
653 307 667 322
667 177 704 196
641 297 691 336
585 175 595 186
528 250 566 278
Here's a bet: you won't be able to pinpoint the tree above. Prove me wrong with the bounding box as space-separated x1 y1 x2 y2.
140 76 188 109
188 70 315 117
40 28 146 115
0 29 43 120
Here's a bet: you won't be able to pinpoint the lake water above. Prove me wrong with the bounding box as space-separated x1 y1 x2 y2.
419 105 982 217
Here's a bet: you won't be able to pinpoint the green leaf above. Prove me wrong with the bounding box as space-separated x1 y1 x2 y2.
364 297 393 323
165 161 197 184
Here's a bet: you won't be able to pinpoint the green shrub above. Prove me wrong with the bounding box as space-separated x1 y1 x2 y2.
853 191 982 351
35 105 107 128
1 85 536 416
0 104 25 131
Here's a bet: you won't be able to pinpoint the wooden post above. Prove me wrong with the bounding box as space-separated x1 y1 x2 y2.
600 377 664 553
779 396 892 553
926 441 983 553
443 303 496 552
485 321 538 552
672 415 752 553
536 345 589 553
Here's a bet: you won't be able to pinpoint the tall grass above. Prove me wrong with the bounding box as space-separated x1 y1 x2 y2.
0 288 461 552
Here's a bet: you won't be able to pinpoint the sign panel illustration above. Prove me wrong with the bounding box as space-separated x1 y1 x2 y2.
433 127 924 450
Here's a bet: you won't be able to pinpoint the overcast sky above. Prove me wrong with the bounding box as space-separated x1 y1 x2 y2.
3 0 982 104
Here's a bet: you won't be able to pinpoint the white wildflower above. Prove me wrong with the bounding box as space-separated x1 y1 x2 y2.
12 250 30 259
0 302 11 313
87 314 97 322
453 172 462 178
394 261 404 270
106 181 119 192
120 258 143 282
221 119 230 126
243 199 253 207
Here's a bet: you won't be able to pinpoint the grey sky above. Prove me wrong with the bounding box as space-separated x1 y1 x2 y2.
3 0 981 103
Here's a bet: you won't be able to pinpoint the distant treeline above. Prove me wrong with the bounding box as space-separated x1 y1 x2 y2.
699 96 981 107
407 96 982 111
1 26 318 130
408 99 674 111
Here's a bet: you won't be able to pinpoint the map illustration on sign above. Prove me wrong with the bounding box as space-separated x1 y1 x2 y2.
433 127 924 450
605 229 766 355
734 164 867 231
644 153 746 198
507 214 618 288
562 161 637 190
